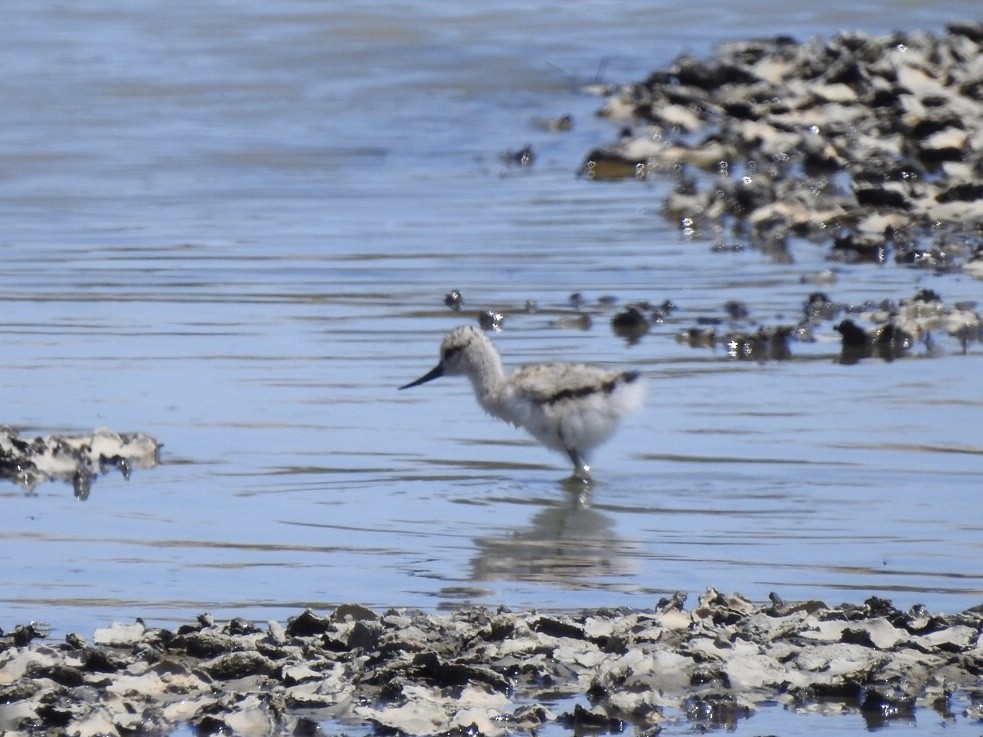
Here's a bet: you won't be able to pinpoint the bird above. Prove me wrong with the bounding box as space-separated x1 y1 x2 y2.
399 325 646 479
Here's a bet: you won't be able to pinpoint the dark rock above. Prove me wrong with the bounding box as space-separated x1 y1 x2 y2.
723 326 792 361
580 148 647 180
347 620 383 651
804 292 840 321
832 233 888 264
532 615 586 640
559 702 625 731
501 144 535 167
684 693 752 728
26 662 86 688
82 648 123 673
947 21 983 42
840 628 878 648
808 679 863 702
171 630 240 658
332 603 379 622
861 687 916 728
724 300 750 320
611 305 650 343
225 618 261 637
408 651 510 692
444 289 463 311
204 651 278 680
285 609 333 638
936 182 983 202
834 319 869 346
11 622 49 647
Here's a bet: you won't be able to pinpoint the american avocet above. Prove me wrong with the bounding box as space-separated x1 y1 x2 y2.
399 325 645 479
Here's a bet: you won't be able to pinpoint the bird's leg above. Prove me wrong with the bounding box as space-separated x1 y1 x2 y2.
567 449 591 480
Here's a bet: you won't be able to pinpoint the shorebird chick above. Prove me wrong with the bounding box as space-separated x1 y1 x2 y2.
399 326 645 479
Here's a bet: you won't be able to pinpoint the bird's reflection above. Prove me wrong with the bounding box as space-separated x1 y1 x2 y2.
470 482 639 585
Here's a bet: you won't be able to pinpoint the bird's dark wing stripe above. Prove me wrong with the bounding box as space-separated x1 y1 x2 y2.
541 370 638 405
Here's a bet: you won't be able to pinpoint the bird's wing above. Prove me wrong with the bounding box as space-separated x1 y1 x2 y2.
510 363 624 405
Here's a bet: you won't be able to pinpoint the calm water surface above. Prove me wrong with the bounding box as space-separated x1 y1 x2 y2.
1 3 981 731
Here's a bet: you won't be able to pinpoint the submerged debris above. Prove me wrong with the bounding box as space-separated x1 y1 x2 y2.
0 589 980 736
478 310 505 331
611 300 675 344
444 289 464 311
531 113 573 132
835 318 915 364
724 325 793 361
501 144 535 167
0 427 159 499
673 288 981 362
611 304 650 342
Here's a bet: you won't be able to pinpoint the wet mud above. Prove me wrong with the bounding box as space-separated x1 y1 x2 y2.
1 590 980 736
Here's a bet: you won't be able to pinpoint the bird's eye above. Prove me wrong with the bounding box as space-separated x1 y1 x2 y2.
443 345 462 362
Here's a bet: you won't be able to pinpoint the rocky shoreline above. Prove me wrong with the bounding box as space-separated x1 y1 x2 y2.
584 23 983 265
0 427 159 500
574 23 983 359
1 590 980 736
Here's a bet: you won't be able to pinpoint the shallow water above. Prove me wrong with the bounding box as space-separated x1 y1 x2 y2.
1 1 982 733
167 692 983 737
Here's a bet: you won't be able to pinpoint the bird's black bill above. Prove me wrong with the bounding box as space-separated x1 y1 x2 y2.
398 363 444 390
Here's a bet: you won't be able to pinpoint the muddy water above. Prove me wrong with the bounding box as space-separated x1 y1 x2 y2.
0 0 980 709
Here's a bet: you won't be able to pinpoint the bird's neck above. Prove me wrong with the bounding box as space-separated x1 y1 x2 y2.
466 358 511 421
